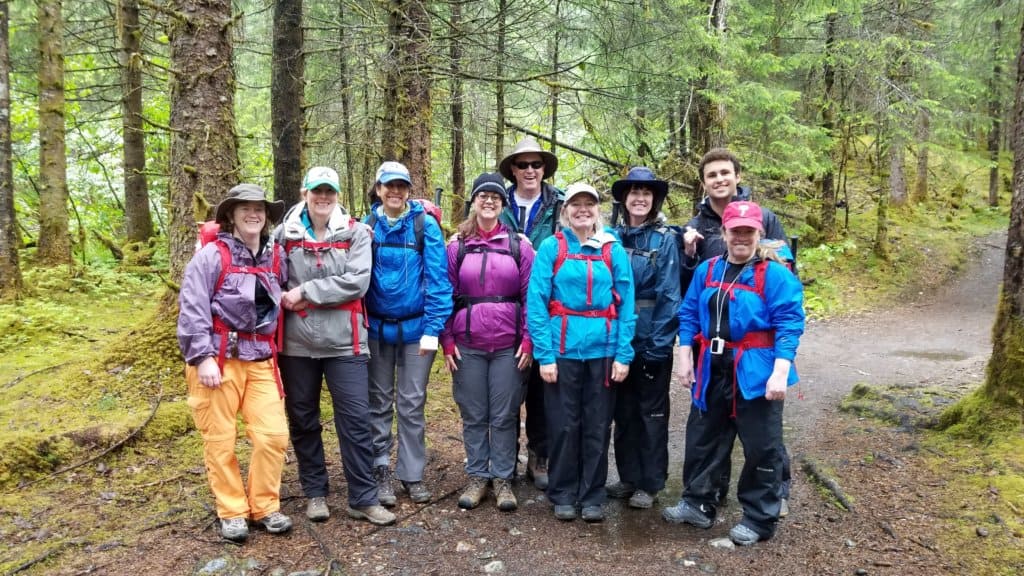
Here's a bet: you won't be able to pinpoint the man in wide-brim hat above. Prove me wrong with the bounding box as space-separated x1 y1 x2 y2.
497 136 562 492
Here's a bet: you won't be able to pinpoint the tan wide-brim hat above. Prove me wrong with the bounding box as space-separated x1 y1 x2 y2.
214 183 285 225
498 137 558 182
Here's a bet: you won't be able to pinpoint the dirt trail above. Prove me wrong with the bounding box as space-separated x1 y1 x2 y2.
52 233 1007 576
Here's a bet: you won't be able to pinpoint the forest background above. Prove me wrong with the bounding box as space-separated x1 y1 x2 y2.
2 0 1024 574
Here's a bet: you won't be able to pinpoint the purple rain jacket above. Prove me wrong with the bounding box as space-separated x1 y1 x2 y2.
177 232 287 365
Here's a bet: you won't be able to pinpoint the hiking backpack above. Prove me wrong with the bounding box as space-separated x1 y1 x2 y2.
365 198 443 253
547 231 621 354
452 231 524 343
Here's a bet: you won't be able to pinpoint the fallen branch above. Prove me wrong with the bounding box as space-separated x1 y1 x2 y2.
4 362 71 389
800 455 854 512
15 386 163 490
6 541 76 575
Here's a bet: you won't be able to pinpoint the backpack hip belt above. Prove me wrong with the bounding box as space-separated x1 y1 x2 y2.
693 329 774 418
292 299 368 356
547 300 618 355
212 316 284 398
455 294 521 344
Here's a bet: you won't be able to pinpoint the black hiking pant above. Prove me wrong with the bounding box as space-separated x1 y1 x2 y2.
613 356 671 493
692 346 791 503
545 357 615 508
682 352 783 540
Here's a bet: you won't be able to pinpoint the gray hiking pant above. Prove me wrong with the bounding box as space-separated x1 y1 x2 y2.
452 346 524 480
368 339 434 482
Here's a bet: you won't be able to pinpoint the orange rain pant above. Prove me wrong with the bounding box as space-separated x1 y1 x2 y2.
186 358 289 521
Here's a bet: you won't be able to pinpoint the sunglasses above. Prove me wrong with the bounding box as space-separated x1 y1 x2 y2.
513 160 545 170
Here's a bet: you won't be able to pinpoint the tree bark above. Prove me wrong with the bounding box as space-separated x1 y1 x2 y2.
549 0 561 157
888 140 907 206
449 0 465 218
0 0 20 299
914 110 930 203
37 0 71 264
339 4 355 212
494 0 506 163
988 8 1004 208
819 10 838 240
167 0 240 286
119 0 152 244
381 0 432 199
985 16 1024 406
272 0 304 209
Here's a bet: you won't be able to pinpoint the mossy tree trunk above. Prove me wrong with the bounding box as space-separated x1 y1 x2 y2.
449 0 465 218
984 19 1024 409
381 0 432 199
119 0 153 244
271 0 304 209
166 0 240 289
338 4 356 212
37 0 71 265
494 0 505 163
0 0 20 299
819 10 838 241
987 4 1003 208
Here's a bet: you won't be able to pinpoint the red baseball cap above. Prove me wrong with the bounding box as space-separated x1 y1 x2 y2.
722 201 764 231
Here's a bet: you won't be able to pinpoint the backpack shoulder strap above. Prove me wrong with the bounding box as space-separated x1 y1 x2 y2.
510 231 521 268
601 241 613 275
456 235 467 268
704 255 721 287
553 231 568 276
752 259 768 299
414 212 425 252
213 240 232 293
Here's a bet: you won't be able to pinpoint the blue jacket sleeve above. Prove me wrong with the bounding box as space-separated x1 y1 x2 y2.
527 237 557 365
677 259 709 345
421 217 454 337
647 231 682 359
763 261 804 361
610 241 636 365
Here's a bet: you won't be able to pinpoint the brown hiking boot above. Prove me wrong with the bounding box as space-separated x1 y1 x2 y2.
493 478 517 512
526 450 549 490
458 476 489 509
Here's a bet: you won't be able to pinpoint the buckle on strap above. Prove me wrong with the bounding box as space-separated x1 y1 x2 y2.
228 331 239 358
709 337 725 355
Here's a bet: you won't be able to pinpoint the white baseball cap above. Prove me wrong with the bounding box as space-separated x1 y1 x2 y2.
304 166 340 192
375 161 412 185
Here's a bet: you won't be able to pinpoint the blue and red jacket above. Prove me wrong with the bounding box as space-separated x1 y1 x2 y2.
677 255 804 411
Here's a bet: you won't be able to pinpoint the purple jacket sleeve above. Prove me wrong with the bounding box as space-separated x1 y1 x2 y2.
177 246 221 365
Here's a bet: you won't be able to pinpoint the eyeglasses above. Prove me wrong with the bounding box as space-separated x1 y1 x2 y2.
513 160 545 170
476 192 504 204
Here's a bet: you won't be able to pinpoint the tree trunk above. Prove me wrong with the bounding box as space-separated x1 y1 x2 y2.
819 10 837 240
888 140 907 206
167 0 240 286
449 1 465 218
382 0 431 198
549 0 561 157
914 110 930 202
984 17 1024 406
0 0 20 299
339 4 355 211
37 0 70 264
708 0 727 148
988 9 1004 208
119 0 152 244
494 0 507 163
272 0 304 209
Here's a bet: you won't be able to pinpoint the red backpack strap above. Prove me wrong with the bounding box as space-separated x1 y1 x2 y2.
553 231 568 276
213 240 232 293
752 259 767 299
704 256 721 287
